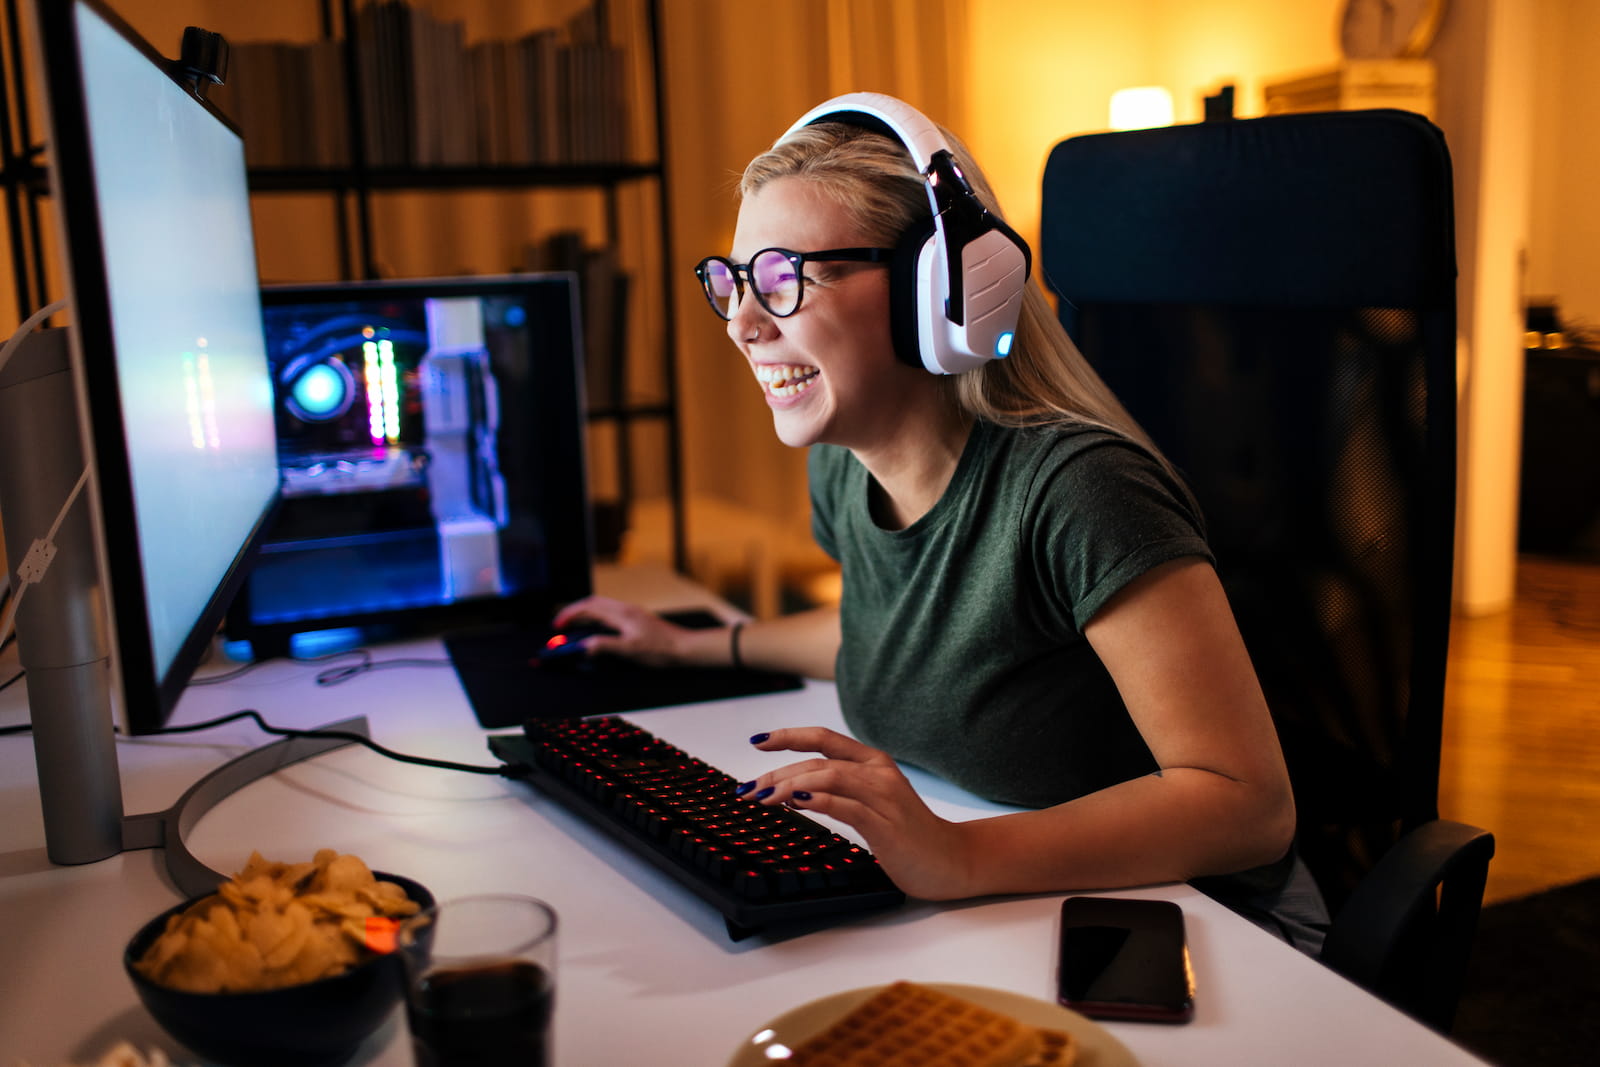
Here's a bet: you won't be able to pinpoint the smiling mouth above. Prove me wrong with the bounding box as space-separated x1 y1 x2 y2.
755 363 820 398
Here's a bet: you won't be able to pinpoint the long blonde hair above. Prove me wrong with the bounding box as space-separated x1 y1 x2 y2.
742 118 1163 456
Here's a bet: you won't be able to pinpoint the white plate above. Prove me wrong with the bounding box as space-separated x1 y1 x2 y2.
725 981 1139 1066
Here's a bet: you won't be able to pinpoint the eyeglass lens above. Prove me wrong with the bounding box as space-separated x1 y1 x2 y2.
700 250 803 320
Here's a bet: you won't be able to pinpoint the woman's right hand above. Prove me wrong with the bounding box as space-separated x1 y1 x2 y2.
550 595 715 667
554 597 840 678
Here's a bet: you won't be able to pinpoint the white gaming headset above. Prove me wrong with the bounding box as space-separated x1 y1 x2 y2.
783 92 1032 376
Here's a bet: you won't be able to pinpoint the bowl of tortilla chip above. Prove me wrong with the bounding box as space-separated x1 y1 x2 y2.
123 850 432 1067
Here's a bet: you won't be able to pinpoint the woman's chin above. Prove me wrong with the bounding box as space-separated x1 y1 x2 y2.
770 417 818 449
768 397 828 449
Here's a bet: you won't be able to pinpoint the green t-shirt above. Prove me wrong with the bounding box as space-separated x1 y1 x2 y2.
809 419 1213 809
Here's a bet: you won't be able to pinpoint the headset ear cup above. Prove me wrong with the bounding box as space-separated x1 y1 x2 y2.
889 220 935 369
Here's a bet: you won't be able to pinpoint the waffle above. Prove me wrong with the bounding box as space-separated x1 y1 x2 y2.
789 981 1068 1067
1026 1028 1079 1066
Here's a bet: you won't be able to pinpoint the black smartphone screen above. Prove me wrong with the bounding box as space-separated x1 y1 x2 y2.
1056 896 1194 1023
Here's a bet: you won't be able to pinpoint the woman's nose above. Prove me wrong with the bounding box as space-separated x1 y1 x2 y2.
727 290 767 345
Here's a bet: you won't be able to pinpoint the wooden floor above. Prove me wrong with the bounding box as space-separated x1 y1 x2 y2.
1439 556 1600 903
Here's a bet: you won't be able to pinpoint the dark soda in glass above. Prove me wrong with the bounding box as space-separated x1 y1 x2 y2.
407 959 553 1067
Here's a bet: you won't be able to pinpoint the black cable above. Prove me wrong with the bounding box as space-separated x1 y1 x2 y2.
312 654 454 688
186 658 275 686
187 648 453 689
143 708 528 779
187 647 370 685
4 655 466 763
1 704 526 778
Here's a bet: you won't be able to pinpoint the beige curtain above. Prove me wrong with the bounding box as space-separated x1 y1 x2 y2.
661 0 970 549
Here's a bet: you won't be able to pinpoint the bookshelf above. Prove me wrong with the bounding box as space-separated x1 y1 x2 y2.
0 0 684 569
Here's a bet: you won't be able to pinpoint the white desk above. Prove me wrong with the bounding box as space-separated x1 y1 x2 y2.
0 566 1486 1066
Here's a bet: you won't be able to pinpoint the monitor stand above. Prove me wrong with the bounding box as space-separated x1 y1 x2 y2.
120 717 372 898
0 326 366 899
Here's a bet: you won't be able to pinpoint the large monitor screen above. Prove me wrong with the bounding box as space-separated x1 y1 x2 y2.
224 275 593 654
37 0 281 734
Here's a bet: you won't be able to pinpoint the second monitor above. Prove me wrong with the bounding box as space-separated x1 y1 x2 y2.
226 274 593 657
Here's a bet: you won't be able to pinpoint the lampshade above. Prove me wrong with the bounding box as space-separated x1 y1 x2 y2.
1109 87 1175 130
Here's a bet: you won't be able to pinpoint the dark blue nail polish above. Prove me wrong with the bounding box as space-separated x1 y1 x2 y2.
790 790 812 802
734 780 756 796
754 786 775 800
749 732 770 744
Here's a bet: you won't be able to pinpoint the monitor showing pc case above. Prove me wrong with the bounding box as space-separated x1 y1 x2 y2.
225 275 593 656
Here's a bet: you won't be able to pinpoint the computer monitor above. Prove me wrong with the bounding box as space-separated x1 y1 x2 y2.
224 275 593 657
1 0 303 889
34 0 281 734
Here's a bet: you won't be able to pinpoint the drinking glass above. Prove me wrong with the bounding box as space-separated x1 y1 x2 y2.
399 894 558 1067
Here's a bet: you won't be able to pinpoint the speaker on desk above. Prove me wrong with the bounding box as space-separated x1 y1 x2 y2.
1519 346 1600 555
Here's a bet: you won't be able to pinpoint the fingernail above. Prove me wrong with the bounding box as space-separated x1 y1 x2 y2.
749 732 770 744
790 790 812 802
754 786 775 800
734 780 756 796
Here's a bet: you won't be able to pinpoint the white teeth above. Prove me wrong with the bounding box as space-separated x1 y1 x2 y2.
755 363 819 397
772 377 815 397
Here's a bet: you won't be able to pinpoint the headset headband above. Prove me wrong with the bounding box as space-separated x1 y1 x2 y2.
783 92 1031 374
787 94 949 174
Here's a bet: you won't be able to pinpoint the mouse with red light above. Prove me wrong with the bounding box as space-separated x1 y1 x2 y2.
534 624 618 668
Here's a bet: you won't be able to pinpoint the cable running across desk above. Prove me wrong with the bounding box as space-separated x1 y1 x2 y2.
142 710 525 778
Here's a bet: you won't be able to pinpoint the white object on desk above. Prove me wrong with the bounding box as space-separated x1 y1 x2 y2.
726 983 1138 1067
0 565 1488 1066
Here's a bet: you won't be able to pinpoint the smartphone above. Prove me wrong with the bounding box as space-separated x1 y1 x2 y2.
1056 896 1195 1023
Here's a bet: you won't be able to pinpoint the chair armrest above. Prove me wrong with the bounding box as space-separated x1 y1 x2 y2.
1320 819 1495 1031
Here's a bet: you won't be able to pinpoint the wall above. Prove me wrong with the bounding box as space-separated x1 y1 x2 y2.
1433 0 1537 614
1525 0 1600 331
966 0 1347 252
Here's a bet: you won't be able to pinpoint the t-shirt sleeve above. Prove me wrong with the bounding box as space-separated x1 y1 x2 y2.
1028 436 1214 630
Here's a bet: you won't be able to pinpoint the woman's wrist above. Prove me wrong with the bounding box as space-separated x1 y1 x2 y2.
665 619 748 669
940 817 990 900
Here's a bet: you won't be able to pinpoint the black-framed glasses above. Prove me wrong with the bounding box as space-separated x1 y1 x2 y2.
694 246 893 321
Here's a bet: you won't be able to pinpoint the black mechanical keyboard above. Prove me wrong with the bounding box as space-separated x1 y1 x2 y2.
488 716 904 938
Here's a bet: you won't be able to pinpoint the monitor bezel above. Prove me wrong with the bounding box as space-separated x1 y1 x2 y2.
224 273 595 651
34 0 282 736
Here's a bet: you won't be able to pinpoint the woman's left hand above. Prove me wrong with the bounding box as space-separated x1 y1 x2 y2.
742 727 974 900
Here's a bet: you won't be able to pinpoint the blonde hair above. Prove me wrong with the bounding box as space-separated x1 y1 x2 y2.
742 119 1163 456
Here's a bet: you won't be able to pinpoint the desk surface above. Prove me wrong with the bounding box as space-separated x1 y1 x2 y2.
0 565 1486 1066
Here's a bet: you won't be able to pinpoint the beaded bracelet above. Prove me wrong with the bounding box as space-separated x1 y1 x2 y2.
729 621 746 670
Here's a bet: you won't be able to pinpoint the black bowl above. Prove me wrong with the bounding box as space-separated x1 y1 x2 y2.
124 872 433 1067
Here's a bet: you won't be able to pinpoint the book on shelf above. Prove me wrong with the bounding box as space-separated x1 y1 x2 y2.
306 38 350 168
468 39 509 167
522 28 565 165
355 0 410 167
214 0 635 172
213 40 348 170
527 230 632 412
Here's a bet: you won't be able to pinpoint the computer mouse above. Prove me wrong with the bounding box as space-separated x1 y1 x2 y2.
534 624 618 670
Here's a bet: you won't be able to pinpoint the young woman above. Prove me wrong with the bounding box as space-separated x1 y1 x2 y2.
554 95 1328 951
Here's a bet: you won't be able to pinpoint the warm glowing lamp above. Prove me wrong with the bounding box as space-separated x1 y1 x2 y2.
1109 87 1175 130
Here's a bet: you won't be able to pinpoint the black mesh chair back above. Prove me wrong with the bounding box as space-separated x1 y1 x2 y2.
1036 110 1497 1036
1041 111 1493 1030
